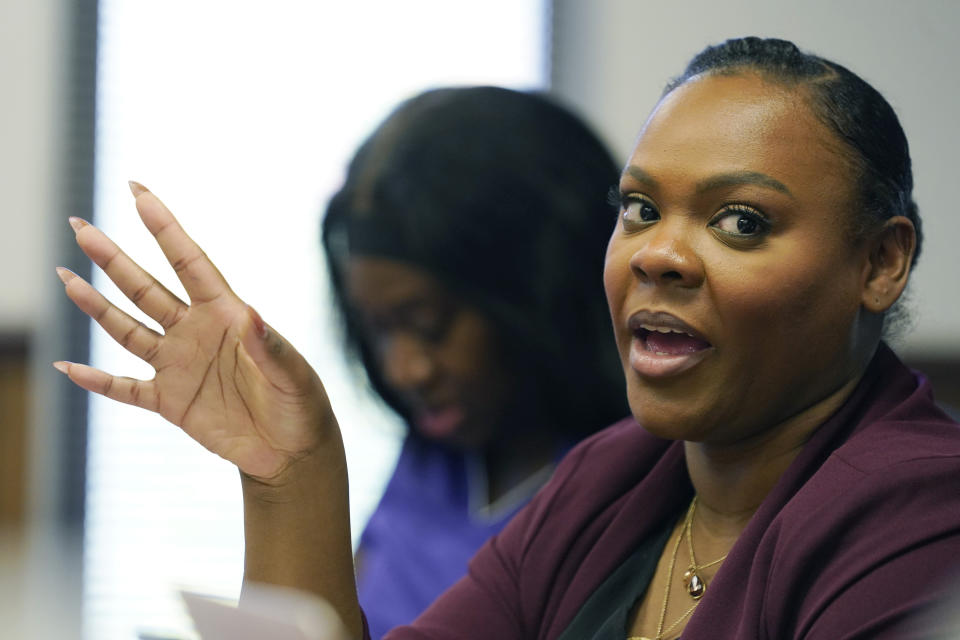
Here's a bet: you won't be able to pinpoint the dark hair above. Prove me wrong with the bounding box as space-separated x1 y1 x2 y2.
666 37 922 266
322 86 627 440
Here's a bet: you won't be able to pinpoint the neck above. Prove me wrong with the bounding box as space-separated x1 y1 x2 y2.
684 373 863 538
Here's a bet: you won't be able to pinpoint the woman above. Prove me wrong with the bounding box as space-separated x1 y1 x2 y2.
321 87 627 637
54 37 960 639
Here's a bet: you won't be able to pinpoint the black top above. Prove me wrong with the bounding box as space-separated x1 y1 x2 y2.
558 519 675 640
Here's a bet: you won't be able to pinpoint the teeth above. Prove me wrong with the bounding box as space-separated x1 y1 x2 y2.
639 324 691 336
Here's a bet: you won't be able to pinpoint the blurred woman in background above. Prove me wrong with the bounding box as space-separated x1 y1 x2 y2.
320 86 627 637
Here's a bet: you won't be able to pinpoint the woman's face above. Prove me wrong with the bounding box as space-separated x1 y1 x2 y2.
344 256 514 449
604 72 877 445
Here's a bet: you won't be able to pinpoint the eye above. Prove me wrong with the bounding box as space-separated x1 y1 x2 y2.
361 302 456 353
406 307 455 343
709 205 770 240
619 193 660 233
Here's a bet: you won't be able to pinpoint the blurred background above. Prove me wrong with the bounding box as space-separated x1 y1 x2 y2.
1 1 957 638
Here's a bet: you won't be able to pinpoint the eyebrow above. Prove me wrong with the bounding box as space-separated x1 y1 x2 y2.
623 165 794 198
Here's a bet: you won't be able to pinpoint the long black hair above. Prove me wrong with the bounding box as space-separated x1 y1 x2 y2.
322 86 627 439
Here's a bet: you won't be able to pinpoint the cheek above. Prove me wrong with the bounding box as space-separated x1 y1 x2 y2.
711 251 863 352
440 317 512 393
602 242 632 345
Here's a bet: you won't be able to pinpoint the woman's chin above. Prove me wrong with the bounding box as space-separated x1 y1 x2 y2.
627 401 713 442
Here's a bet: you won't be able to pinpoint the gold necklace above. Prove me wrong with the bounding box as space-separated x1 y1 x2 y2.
682 496 728 600
627 498 728 640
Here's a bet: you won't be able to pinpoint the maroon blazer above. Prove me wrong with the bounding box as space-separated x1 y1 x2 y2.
373 344 960 639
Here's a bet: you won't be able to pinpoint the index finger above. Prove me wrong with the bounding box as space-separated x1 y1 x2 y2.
129 181 232 304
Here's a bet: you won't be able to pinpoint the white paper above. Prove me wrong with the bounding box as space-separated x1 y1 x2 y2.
181 583 350 640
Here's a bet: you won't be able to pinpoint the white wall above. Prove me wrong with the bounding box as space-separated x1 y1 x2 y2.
0 0 71 535
0 1 83 637
0 0 63 332
552 0 960 357
0 2 86 638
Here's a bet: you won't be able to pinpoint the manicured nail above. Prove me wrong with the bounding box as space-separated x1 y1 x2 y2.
68 217 89 233
128 180 149 197
55 266 77 285
52 361 71 375
248 305 269 340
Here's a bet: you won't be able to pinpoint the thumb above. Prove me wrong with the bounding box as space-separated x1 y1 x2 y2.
242 304 317 392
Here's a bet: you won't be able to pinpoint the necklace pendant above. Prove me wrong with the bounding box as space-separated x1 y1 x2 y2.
686 572 705 599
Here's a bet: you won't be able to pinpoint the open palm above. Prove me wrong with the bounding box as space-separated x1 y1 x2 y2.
56 182 334 481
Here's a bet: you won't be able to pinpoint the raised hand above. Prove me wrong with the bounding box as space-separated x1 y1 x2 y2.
55 182 335 482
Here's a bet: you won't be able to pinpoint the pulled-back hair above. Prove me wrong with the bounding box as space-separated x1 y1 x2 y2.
322 86 627 440
666 37 922 265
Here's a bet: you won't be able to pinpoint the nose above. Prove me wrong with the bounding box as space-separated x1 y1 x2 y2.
380 333 435 391
628 221 704 288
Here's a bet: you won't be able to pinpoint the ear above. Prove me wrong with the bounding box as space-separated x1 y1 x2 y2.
860 216 916 313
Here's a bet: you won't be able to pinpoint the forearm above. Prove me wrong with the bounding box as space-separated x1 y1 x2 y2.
240 433 362 639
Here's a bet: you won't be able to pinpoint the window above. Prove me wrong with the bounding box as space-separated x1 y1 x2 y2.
85 2 547 638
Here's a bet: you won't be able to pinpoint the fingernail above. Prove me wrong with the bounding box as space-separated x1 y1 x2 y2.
52 361 71 375
68 217 89 233
248 305 269 340
128 180 149 197
55 266 77 285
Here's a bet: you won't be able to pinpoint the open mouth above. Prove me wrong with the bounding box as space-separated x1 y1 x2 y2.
414 405 465 440
627 312 713 377
636 326 712 355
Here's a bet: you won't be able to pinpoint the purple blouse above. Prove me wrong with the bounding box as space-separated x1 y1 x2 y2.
356 437 555 639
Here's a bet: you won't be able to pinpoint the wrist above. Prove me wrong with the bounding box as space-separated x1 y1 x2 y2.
240 435 347 505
